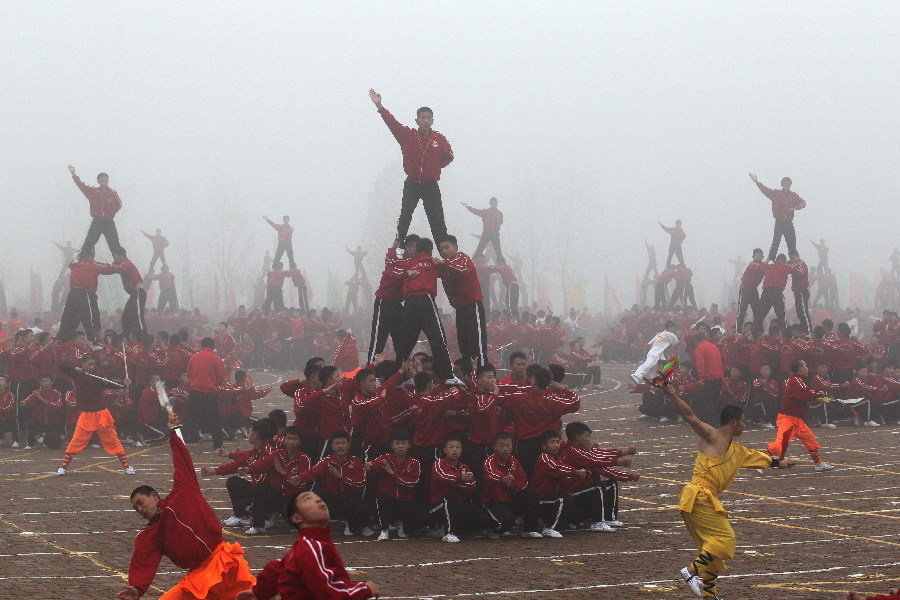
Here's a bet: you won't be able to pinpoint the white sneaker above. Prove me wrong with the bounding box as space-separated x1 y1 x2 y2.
762 423 775 430
444 376 465 386
90 443 100 448
658 417 671 423
815 462 835 472
486 531 500 540
394 522 406 539
629 374 641 384
343 525 354 536
521 530 544 538
265 516 276 529
134 441 144 447
245 526 266 535
377 529 390 541
608 520 624 527
541 528 563 538
124 466 136 475
37 436 44 445
23 445 34 450
360 526 375 537
11 441 19 449
680 567 703 598
441 533 460 543
864 420 881 427
56 467 66 476
590 522 616 532
224 516 252 527
822 422 836 428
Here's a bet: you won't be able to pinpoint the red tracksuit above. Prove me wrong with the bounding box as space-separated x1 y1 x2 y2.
392 252 439 299
298 455 366 498
375 247 404 301
436 251 483 308
531 451 582 497
73 175 122 219
377 107 453 183
481 453 529 503
429 458 477 504
248 449 312 494
369 453 421 502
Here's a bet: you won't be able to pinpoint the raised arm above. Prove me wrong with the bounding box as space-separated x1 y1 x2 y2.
658 381 717 442
169 415 200 493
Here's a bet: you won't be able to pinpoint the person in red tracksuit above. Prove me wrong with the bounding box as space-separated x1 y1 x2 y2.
488 259 520 317
788 250 812 334
59 247 118 343
332 330 360 373
148 265 179 313
846 365 887 427
659 219 686 267
750 365 780 428
736 249 766 332
753 255 791 332
370 88 454 243
141 228 169 271
350 362 407 463
365 429 427 540
435 235 488 366
463 197 504 262
367 236 418 364
240 491 378 600
21 374 63 449
720 367 748 407
429 435 491 542
262 262 290 313
296 366 352 461
69 164 123 256
295 430 369 536
245 426 313 535
120 415 255 600
264 215 296 268
111 249 147 338
481 431 542 538
530 430 591 538
749 173 807 261
391 237 453 381
282 358 325 458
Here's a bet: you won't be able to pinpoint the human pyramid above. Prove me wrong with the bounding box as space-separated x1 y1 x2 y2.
2 89 898 600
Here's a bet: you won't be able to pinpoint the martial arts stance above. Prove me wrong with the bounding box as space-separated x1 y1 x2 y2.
69 164 123 256
655 378 794 599
749 173 807 261
119 414 256 599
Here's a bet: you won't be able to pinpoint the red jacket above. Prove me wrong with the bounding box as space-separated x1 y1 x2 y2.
788 260 809 292
350 371 403 445
481 453 528 503
531 451 582 497
780 374 823 418
128 432 224 597
151 272 176 290
754 181 806 221
215 441 275 485
112 259 143 294
251 526 372 600
465 205 503 232
378 107 453 183
4 342 40 381
437 251 483 308
694 340 724 381
468 387 506 446
0 391 14 417
720 377 748 406
266 269 291 287
488 264 517 285
412 386 464 447
69 259 116 293
662 224 686 245
73 175 122 219
498 386 580 441
186 348 226 393
392 252 439 299
559 442 635 482
248 449 312 494
266 219 293 242
762 261 791 290
375 247 404 302
22 388 63 424
751 377 780 405
429 458 477 504
369 453 421 502
298 455 365 498
301 377 353 439
740 261 766 287
285 380 319 438
332 334 360 372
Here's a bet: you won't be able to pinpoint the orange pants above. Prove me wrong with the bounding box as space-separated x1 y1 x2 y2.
66 415 125 456
159 541 255 600
766 413 819 459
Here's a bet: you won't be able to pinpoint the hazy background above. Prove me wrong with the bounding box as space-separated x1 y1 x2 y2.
2 1 898 316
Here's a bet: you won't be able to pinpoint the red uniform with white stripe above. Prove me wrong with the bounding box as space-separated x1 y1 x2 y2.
481 453 528 503
127 431 225 597
297 455 366 498
429 457 477 504
436 251 483 308
72 175 122 219
368 453 421 502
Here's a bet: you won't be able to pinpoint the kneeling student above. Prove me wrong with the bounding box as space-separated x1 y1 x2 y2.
365 429 427 540
481 431 542 538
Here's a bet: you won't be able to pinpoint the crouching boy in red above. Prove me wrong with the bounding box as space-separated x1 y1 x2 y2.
481 431 542 538
365 428 427 541
238 491 379 600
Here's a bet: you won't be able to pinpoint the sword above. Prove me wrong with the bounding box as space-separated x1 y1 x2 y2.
122 341 128 382
83 371 126 388
155 380 184 440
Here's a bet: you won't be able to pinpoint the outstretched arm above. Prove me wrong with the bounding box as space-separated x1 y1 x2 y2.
657 381 716 442
369 88 383 110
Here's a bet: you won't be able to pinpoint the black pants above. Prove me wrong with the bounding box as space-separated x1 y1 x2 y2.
396 179 447 243
274 240 295 268
654 281 668 311
81 217 121 256
367 297 402 364
316 490 370 533
505 282 520 317
667 243 684 267
669 282 684 308
473 230 503 262
11 379 39 446
226 477 286 527
683 282 696 309
148 250 167 271
570 483 605 522
768 219 797 261
376 493 427 532
736 283 760 332
296 283 309 312
794 289 811 335
699 379 724 426
754 288 785 332
639 390 676 420
483 489 541 533
539 494 584 530
397 294 451 379
515 437 543 479
262 285 284 312
344 291 358 313
184 390 223 449
157 288 179 312
122 288 147 338
430 496 493 535
456 301 488 366
59 287 101 342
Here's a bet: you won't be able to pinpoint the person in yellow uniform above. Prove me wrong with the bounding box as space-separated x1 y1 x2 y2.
655 377 794 599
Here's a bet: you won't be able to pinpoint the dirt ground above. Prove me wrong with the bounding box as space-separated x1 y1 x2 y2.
1 363 898 599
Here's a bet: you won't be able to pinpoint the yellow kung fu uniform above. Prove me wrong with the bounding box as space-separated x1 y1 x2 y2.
679 441 774 597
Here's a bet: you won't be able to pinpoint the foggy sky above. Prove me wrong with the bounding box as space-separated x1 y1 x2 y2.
2 2 899 315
